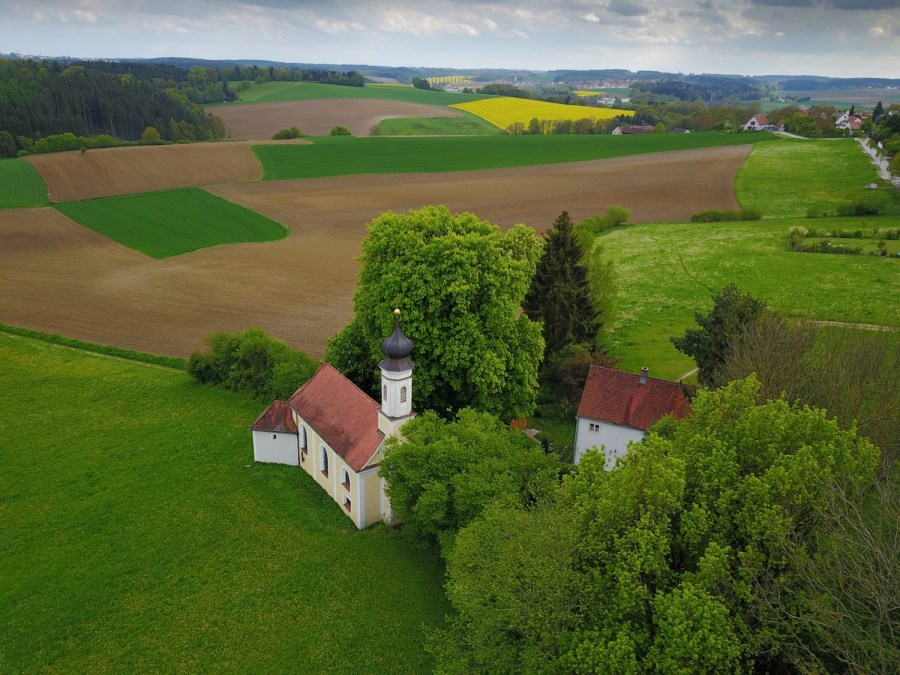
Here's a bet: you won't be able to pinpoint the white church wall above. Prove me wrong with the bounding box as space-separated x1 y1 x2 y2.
252 430 299 465
574 417 645 469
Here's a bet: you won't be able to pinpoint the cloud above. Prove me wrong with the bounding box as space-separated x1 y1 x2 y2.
748 0 900 9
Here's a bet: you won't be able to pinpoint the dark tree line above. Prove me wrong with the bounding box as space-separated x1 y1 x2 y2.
0 58 365 157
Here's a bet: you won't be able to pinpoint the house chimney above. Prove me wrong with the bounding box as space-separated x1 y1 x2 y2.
640 367 648 384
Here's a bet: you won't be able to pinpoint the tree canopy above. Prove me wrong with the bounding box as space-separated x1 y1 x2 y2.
524 211 599 357
432 377 880 672
671 283 765 387
325 205 544 421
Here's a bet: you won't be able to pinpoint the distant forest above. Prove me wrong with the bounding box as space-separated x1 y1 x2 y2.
0 59 363 157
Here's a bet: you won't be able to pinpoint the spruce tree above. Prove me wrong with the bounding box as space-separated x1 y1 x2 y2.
523 211 598 357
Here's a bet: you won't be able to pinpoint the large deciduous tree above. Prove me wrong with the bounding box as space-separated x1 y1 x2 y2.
432 377 880 672
325 205 544 421
671 283 765 387
524 211 599 357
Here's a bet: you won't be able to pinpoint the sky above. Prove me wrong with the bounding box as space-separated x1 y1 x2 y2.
1 1 899 79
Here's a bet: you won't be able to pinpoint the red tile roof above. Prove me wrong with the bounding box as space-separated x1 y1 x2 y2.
754 114 769 126
251 400 298 434
577 366 690 431
288 363 384 473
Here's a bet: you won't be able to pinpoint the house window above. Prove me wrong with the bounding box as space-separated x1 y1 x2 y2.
400 386 407 403
300 425 307 450
321 446 329 477
589 422 600 432
341 468 351 491
342 495 352 512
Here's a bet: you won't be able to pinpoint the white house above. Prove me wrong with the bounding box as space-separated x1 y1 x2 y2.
743 114 771 131
573 366 690 469
251 310 415 529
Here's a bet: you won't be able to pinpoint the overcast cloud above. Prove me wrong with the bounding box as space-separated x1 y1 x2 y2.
1 1 898 77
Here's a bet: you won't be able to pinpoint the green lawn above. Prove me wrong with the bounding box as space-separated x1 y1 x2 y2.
596 216 900 379
254 132 777 181
0 158 47 208
0 333 448 673
208 81 487 107
54 188 288 258
735 138 892 218
374 112 501 136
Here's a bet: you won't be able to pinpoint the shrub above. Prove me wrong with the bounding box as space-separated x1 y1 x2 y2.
187 328 318 400
788 226 808 250
691 209 739 222
806 206 829 218
890 153 900 176
329 126 351 136
272 126 303 140
575 205 630 248
835 196 887 217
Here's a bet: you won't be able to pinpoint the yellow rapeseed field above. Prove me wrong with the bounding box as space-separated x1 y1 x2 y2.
450 97 633 129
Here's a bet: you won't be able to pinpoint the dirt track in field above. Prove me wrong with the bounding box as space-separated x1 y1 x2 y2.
212 99 463 139
25 142 264 202
0 145 750 360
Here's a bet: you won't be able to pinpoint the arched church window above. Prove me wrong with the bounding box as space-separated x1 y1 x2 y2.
300 425 307 449
383 384 388 402
400 386 407 403
341 467 350 490
321 446 329 477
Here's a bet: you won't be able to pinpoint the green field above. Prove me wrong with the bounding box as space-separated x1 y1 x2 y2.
0 333 448 672
374 112 501 136
0 158 47 208
598 216 900 379
254 132 777 181
209 81 487 107
54 188 288 258
735 138 894 218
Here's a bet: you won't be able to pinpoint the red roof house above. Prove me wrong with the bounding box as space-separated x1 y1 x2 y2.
574 365 690 468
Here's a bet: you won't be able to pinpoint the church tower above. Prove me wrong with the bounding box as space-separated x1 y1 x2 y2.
378 308 415 438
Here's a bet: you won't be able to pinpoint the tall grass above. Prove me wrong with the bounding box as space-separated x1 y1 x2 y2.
0 334 448 672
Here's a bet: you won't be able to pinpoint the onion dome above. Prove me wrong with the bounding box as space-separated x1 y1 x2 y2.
379 308 414 372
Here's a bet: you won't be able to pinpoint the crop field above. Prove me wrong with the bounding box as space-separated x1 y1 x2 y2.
597 216 900 379
373 114 500 136
451 97 633 128
0 158 47 208
25 143 263 202
54 188 287 258
0 333 448 672
214 99 464 139
776 88 900 108
209 81 487 106
0 146 751 360
253 132 773 181
736 139 892 218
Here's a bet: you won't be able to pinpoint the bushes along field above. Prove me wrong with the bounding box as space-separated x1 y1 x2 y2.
0 158 47 208
253 132 774 181
0 334 447 672
54 188 288 258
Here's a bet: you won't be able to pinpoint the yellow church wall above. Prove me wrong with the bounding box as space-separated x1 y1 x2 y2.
363 470 381 527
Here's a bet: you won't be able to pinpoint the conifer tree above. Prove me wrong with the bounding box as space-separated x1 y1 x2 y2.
523 211 599 357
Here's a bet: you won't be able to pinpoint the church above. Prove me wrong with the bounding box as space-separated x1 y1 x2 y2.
250 310 415 529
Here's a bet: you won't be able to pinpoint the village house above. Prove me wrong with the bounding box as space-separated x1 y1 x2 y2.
611 125 655 135
743 113 772 131
251 310 415 528
573 365 690 469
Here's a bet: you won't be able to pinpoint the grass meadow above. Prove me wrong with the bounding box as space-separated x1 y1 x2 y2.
54 188 288 258
0 333 448 673
0 158 47 208
735 138 894 218
374 112 500 136
254 132 775 181
213 81 487 107
597 216 900 379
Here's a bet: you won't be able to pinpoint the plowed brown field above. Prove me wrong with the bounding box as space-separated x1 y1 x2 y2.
0 146 750 359
213 99 463 139
25 142 263 202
